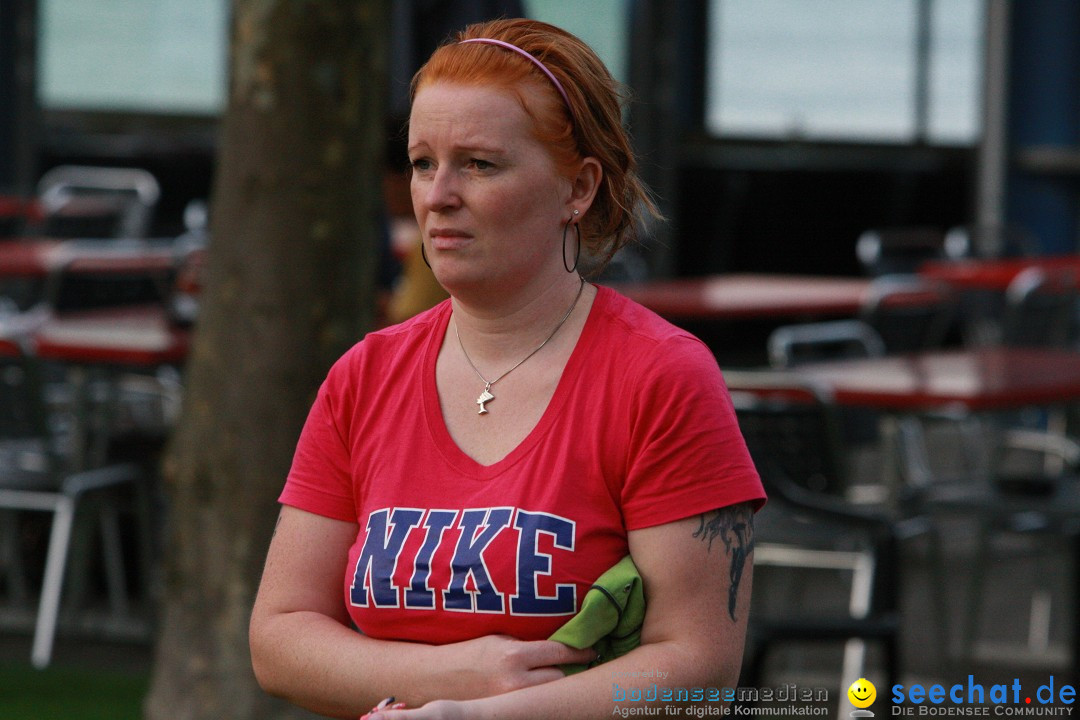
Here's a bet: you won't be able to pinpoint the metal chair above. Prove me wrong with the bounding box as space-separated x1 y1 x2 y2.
767 319 887 457
0 339 145 668
767 319 886 369
725 371 915 695
855 226 948 277
913 433 1080 667
859 275 957 354
37 165 161 239
996 265 1080 476
1001 265 1079 349
943 223 1039 260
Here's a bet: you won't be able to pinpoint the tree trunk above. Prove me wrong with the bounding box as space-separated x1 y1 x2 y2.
145 2 387 718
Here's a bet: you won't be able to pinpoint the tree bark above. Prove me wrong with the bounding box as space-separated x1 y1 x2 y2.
145 2 387 718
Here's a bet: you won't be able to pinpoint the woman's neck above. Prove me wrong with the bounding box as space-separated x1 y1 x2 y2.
450 273 589 365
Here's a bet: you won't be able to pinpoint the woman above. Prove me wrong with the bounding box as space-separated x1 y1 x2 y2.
249 18 765 719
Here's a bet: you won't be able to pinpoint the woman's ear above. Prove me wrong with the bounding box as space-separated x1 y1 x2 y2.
569 157 603 215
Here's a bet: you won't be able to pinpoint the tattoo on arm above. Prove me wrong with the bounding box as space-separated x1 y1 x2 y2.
692 503 755 621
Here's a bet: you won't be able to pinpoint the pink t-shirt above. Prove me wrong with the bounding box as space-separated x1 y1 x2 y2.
281 285 764 644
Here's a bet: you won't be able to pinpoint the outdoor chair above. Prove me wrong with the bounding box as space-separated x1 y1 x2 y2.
859 275 957 354
36 165 160 239
943 223 1039 260
994 265 1080 474
855 226 948 277
0 338 147 668
767 319 886 369
911 431 1080 667
725 371 920 695
1001 265 1079 349
766 319 887 456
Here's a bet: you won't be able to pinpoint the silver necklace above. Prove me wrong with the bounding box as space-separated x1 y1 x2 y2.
455 278 586 415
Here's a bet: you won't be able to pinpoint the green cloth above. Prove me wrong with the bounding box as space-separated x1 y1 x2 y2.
548 555 645 674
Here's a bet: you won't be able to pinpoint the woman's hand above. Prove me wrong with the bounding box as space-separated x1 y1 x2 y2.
358 635 592 719
361 698 464 720
431 635 594 699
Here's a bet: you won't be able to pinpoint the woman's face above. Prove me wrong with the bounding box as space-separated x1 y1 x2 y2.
408 82 572 296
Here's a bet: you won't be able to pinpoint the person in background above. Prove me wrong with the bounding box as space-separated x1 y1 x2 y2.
250 18 765 719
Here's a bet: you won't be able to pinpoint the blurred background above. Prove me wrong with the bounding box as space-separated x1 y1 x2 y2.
8 0 1078 271
2 0 1080 718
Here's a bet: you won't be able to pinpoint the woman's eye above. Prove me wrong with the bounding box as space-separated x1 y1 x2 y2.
410 158 433 172
470 158 493 171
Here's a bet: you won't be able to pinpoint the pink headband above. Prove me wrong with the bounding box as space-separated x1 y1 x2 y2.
459 37 571 109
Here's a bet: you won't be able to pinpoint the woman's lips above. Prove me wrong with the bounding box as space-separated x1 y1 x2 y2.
429 230 473 250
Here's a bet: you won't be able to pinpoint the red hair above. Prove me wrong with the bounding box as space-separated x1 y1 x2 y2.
411 18 660 269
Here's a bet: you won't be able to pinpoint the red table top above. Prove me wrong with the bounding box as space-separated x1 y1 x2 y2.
919 254 1080 291
0 239 57 276
33 305 189 366
0 238 178 277
612 274 872 320
793 347 1080 411
0 196 43 221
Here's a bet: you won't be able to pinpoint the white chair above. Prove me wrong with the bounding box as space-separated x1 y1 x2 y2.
943 223 1039 260
726 371 916 698
767 319 886 369
855 226 947 277
859 275 957 353
1001 265 1079 348
37 165 161 238
0 341 146 668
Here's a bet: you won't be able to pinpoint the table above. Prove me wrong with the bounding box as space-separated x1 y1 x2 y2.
918 255 1080 346
0 239 57 277
32 305 189 466
792 346 1080 412
33 305 189 367
0 196 42 236
612 273 873 321
0 238 182 320
919 254 1080 291
773 346 1080 495
0 238 178 279
789 347 1080 668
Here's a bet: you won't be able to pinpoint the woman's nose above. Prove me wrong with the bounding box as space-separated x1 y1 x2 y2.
422 167 461 211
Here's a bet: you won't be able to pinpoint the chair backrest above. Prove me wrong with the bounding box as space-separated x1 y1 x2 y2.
725 370 849 497
944 223 1039 260
37 165 160 239
855 226 946 276
48 268 172 313
767 319 886 368
859 274 956 353
1001 266 1079 348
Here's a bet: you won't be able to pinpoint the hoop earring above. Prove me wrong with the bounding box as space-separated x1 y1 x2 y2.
420 241 431 269
562 219 581 273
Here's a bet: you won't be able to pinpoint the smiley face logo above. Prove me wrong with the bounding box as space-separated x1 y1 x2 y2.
848 678 877 709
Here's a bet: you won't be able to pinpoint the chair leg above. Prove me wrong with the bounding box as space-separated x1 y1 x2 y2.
925 523 952 671
31 495 77 669
98 503 130 617
0 510 30 606
134 477 159 611
957 518 993 662
840 638 868 707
